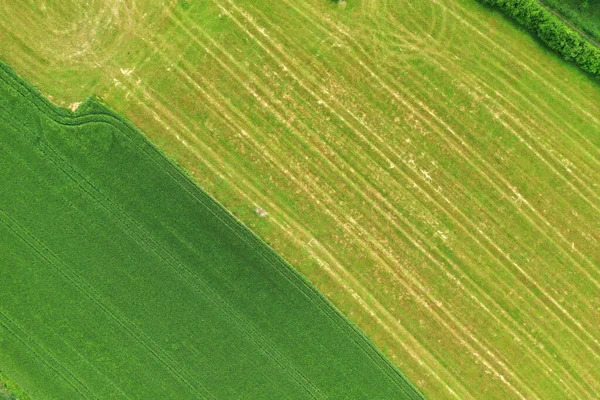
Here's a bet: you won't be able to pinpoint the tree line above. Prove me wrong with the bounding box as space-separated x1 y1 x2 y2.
478 0 600 79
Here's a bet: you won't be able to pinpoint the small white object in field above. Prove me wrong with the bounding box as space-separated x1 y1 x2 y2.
69 102 82 112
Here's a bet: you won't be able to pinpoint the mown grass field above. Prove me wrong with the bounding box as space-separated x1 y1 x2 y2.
0 63 421 399
1 0 600 398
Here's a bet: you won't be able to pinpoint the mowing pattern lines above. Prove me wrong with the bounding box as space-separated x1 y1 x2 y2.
1 0 599 398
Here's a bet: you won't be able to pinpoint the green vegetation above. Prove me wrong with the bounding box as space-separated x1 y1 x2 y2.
478 0 600 78
0 387 14 400
0 382 17 400
1 0 600 398
539 0 600 42
0 370 29 400
0 61 421 399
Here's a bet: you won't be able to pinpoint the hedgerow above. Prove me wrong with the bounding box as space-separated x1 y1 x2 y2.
478 0 600 78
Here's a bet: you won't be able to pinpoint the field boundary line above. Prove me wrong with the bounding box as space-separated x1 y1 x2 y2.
123 34 536 398
235 5 600 382
0 61 422 399
198 0 600 383
0 102 322 400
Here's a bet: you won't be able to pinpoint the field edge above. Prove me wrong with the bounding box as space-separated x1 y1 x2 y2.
0 58 424 399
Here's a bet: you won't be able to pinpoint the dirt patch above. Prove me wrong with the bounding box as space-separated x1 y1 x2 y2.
255 207 268 217
69 101 82 112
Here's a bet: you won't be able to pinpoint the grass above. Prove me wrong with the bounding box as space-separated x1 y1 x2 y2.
1 0 600 398
0 373 26 400
0 62 421 399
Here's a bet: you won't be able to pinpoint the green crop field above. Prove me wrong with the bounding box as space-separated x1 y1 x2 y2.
0 63 421 399
1 0 600 398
